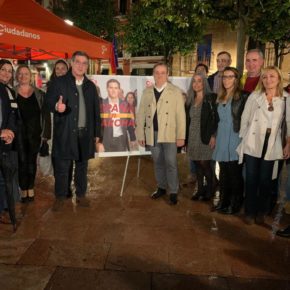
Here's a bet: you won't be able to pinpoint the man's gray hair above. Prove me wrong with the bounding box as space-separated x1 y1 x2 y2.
246 48 264 59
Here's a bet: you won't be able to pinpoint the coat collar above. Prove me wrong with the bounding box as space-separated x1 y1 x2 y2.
67 69 89 86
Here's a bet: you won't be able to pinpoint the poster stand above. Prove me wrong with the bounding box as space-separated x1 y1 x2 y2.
120 156 143 196
96 151 150 197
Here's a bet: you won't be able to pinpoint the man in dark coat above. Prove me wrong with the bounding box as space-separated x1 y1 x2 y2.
208 51 231 93
46 51 101 210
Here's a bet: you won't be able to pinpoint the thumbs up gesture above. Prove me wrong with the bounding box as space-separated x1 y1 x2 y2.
56 95 66 113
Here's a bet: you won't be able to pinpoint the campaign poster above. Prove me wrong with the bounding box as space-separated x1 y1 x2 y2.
89 75 191 157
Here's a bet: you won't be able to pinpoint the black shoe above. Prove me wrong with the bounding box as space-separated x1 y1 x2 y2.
151 188 166 199
276 226 290 238
213 202 226 211
244 215 255 225
255 214 265 225
66 190 73 198
191 191 204 201
169 194 178 205
27 196 34 202
199 194 211 201
21 197 28 203
219 206 235 215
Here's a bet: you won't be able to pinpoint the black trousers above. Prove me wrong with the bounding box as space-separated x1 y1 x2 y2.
219 161 244 210
52 157 73 194
54 129 88 198
18 137 40 190
54 159 88 198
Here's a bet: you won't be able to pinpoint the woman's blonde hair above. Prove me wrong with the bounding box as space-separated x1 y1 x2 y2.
259 66 284 97
217 67 241 103
15 64 32 84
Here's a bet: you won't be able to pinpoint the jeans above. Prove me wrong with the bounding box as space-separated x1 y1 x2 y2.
244 154 274 216
150 132 179 194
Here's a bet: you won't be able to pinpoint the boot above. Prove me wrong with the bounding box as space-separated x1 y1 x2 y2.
191 169 205 200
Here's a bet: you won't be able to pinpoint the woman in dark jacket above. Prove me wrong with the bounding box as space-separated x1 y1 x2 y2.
212 67 248 214
0 62 16 223
187 73 218 201
47 60 72 197
0 59 19 223
15 65 51 202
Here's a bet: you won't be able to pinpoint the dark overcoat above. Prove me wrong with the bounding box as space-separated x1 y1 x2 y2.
0 83 16 152
45 70 101 160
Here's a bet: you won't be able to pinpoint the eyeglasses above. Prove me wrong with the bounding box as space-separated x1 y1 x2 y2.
268 102 274 112
222 75 236 80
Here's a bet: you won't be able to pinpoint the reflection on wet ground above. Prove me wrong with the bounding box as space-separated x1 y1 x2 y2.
0 156 290 290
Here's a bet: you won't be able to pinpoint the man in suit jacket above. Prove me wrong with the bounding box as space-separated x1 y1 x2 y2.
208 51 232 93
46 51 101 210
98 79 136 152
136 63 186 205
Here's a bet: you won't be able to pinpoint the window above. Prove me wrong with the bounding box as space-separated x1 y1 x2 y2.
119 0 127 14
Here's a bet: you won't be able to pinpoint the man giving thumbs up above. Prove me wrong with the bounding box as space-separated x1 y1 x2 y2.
46 51 101 211
56 95 66 113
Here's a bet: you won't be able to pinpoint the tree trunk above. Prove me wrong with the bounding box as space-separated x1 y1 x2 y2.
236 17 247 74
274 41 280 67
164 48 173 75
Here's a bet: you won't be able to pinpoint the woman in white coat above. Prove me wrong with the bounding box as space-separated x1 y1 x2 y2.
237 66 290 225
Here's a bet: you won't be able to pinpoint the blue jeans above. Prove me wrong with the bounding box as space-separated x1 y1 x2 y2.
244 154 274 216
150 132 179 194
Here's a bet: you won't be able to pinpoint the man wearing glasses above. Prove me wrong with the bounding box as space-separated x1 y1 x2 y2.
46 51 101 210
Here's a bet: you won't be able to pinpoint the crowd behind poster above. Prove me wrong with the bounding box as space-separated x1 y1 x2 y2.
89 75 191 157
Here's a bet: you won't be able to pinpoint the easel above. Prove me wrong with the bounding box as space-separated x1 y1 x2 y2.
95 151 151 197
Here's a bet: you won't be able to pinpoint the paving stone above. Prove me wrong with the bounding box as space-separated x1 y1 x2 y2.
152 273 229 290
227 277 290 290
106 243 170 273
0 264 55 290
96 270 151 290
18 239 110 269
45 267 99 290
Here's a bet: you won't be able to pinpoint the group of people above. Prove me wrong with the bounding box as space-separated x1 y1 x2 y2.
0 49 290 239
136 49 290 238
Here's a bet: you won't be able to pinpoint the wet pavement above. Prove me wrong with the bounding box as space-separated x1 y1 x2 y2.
0 155 290 290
